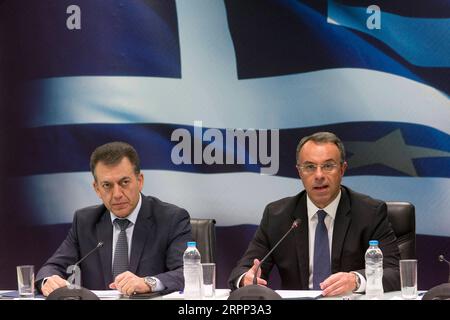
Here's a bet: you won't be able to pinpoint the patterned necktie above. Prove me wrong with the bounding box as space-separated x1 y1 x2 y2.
112 218 131 279
313 210 331 290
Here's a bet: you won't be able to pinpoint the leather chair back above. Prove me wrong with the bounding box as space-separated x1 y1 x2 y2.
190 218 216 263
386 201 416 260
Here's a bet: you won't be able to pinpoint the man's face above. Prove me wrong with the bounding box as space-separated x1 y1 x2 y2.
93 157 144 218
297 141 347 208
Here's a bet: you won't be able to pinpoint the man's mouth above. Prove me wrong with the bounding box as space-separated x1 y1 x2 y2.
313 185 329 191
112 202 128 207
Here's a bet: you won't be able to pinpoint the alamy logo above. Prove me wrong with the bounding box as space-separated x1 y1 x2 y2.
171 121 279 175
66 5 81 30
67 264 81 288
366 5 381 30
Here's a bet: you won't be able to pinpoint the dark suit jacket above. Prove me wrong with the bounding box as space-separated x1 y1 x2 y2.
36 195 192 294
228 186 401 291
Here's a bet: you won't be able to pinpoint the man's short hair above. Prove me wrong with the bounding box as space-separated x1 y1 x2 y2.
90 141 141 179
296 132 346 164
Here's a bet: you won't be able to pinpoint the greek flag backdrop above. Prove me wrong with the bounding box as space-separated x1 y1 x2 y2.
0 0 449 290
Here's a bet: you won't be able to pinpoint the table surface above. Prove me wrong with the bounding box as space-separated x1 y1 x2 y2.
161 289 425 300
0 289 425 300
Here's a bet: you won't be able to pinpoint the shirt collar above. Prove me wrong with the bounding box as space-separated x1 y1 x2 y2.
109 193 142 226
307 189 342 221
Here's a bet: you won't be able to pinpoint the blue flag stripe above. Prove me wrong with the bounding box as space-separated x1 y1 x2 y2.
225 0 450 94
330 0 450 18
328 1 450 67
0 0 181 80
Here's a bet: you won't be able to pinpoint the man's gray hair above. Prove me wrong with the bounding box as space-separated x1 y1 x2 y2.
296 132 346 164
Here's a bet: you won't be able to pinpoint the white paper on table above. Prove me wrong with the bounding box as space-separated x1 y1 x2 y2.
162 289 231 300
162 291 184 299
91 290 122 299
276 290 323 299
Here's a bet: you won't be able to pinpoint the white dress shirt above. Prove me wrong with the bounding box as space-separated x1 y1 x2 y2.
237 190 365 292
43 195 163 292
306 192 340 288
110 195 141 262
306 191 365 292
110 194 163 291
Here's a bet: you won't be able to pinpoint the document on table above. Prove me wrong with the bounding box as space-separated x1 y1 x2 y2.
91 290 122 299
276 290 323 300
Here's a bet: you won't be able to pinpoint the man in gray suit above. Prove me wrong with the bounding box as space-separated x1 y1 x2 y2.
36 141 192 296
228 132 400 296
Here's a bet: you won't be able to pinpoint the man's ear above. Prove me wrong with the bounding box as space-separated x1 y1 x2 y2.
341 161 348 176
93 181 101 198
296 166 303 181
137 173 144 191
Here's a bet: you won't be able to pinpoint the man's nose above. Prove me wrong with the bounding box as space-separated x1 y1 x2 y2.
314 167 325 179
112 184 123 198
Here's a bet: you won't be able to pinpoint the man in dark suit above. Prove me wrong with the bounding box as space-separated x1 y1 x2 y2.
228 132 400 296
36 141 192 296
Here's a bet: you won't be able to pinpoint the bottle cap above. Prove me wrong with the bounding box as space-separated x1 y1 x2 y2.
369 240 379 246
187 241 197 247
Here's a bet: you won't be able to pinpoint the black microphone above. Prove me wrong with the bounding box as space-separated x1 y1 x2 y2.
252 219 301 285
438 255 450 283
66 242 104 286
74 242 104 267
46 242 104 300
228 218 301 300
422 254 450 300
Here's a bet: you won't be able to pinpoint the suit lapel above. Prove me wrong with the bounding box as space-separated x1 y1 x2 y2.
331 187 351 273
96 211 114 287
129 196 154 274
291 192 310 289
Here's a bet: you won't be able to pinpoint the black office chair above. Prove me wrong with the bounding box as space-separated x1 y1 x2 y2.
190 218 217 263
386 201 416 260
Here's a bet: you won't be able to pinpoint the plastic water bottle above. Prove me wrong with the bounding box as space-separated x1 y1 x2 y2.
365 240 384 299
183 241 202 300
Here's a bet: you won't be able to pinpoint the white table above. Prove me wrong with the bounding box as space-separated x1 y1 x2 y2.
161 289 425 300
0 289 426 300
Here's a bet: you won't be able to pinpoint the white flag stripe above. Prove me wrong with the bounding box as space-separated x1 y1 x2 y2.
11 171 450 236
23 69 450 133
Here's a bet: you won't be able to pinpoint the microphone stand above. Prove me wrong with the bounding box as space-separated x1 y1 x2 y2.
67 242 104 289
438 255 450 284
46 242 104 300
422 254 450 300
228 219 301 300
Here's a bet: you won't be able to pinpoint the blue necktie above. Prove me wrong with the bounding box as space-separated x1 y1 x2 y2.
313 210 331 290
112 219 131 279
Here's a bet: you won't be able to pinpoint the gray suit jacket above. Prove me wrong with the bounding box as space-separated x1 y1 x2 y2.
36 195 192 294
228 186 401 291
